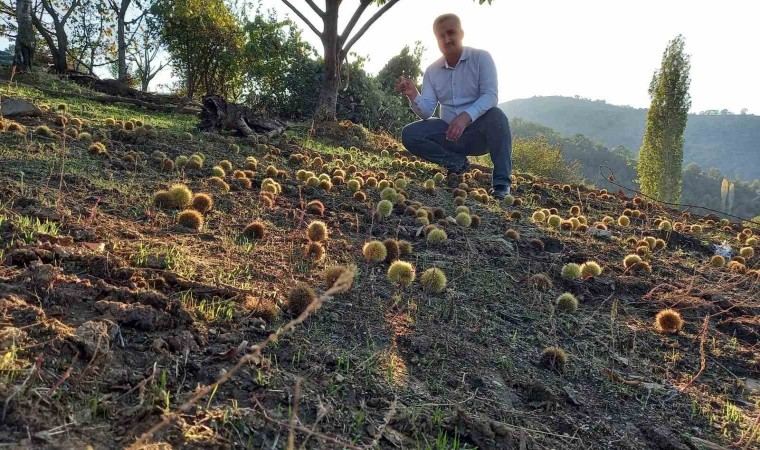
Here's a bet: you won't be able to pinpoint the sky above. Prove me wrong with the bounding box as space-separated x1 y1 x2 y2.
233 0 759 114
3 0 757 113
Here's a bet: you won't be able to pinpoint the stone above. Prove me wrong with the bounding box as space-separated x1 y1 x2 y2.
1 98 43 117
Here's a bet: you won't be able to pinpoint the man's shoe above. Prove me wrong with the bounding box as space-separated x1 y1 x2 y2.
490 185 511 200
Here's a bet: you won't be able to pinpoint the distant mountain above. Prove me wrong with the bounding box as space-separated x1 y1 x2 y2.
500 96 760 180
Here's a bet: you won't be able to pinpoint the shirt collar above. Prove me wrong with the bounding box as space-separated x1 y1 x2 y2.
442 47 470 69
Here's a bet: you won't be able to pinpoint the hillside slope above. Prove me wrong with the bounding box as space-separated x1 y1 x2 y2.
500 96 760 180
0 79 758 449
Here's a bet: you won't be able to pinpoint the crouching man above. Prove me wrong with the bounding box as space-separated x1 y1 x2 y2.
395 13 513 198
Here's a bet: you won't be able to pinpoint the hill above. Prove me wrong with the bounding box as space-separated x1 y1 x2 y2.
500 96 760 180
0 78 759 449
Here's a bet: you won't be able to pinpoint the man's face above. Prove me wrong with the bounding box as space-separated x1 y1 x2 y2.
434 18 464 59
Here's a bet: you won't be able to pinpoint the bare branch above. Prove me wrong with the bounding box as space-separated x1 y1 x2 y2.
304 0 324 17
342 0 401 54
280 0 322 38
61 0 81 23
339 0 371 47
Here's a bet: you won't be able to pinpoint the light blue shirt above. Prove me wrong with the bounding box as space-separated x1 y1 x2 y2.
410 46 498 124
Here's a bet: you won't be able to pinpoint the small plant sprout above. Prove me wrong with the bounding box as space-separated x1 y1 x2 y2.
556 293 578 313
387 260 416 288
561 263 581 280
178 210 203 231
306 221 328 242
420 268 447 293
362 240 387 262
655 309 683 334
539 347 568 373
287 283 317 316
579 261 603 278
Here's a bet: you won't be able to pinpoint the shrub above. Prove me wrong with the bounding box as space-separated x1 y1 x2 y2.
556 293 578 313
168 184 193 208
655 309 683 333
539 347 568 373
426 228 447 245
307 221 328 242
561 263 581 279
243 221 265 239
362 240 387 262
388 260 416 287
420 268 447 293
191 193 213 213
178 209 203 231
288 283 317 316
580 261 602 278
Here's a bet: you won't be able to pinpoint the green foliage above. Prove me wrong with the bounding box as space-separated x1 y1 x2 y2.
509 137 583 184
152 0 244 98
377 42 424 92
637 35 691 203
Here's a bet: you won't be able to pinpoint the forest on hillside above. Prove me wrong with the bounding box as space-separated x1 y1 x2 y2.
510 118 760 220
501 96 760 181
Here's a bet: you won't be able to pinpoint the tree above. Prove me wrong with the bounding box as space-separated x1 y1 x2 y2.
106 0 151 82
279 0 493 120
128 16 167 91
637 35 691 203
67 1 113 74
31 0 82 73
13 0 34 71
377 42 423 93
153 0 244 98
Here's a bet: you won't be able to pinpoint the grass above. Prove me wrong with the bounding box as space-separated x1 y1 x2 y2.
0 76 758 450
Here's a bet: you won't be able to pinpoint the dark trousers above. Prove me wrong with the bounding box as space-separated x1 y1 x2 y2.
401 107 513 187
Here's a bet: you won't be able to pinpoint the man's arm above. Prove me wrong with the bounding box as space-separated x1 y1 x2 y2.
409 70 438 120
463 51 498 123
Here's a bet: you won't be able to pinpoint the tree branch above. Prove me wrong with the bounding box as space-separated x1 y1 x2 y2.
279 0 322 38
342 0 401 54
339 0 371 47
304 0 324 17
61 0 81 23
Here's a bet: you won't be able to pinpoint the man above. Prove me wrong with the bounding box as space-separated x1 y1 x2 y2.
395 13 512 198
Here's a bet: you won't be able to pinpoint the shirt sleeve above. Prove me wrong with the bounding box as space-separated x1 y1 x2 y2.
410 69 438 120
464 51 499 123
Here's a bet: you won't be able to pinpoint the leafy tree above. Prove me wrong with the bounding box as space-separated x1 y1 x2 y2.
152 0 244 98
636 35 691 203
279 0 493 120
68 1 113 74
377 42 423 92
241 7 316 113
30 0 82 73
105 0 153 83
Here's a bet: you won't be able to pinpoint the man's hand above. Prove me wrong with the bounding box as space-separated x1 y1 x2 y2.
395 75 418 100
446 112 472 142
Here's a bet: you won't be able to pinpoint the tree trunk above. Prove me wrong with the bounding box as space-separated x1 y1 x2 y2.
13 0 35 71
199 95 286 138
53 24 68 73
117 2 128 81
316 0 341 120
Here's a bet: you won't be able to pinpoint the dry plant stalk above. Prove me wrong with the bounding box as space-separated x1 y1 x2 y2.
127 267 355 449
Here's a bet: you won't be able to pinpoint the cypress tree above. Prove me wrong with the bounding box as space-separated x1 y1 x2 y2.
637 35 691 203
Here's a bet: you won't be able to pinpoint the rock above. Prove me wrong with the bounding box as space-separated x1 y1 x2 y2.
73 320 117 359
0 326 28 349
94 300 173 331
588 227 613 240
25 262 58 291
166 330 199 353
1 98 43 117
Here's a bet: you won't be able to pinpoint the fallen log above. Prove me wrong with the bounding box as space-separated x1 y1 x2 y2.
198 95 286 139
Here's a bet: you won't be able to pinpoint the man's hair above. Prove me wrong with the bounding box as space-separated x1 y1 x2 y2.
433 13 461 30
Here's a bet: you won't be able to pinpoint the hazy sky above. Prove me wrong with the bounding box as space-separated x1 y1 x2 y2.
240 0 759 114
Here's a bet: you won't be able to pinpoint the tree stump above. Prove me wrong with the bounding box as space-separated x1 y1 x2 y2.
198 95 286 139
